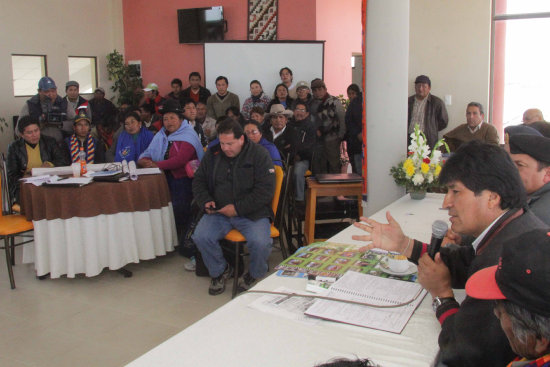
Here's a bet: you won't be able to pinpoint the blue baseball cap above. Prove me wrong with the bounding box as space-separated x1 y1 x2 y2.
38 76 57 90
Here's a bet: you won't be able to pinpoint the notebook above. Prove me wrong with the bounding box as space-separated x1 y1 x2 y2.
315 173 363 184
304 270 426 333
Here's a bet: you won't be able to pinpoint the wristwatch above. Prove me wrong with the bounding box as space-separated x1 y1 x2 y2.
432 296 456 312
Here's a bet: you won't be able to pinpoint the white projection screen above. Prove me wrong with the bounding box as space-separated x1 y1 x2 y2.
204 41 324 106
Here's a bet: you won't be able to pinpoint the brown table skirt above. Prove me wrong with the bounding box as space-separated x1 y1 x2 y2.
20 173 172 221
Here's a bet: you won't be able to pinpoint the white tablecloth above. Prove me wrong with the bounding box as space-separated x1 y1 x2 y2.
22 205 177 278
126 193 449 367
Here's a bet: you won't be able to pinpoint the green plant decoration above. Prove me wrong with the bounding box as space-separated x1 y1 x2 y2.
106 50 143 106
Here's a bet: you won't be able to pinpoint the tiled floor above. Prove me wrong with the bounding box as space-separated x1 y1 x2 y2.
0 241 284 367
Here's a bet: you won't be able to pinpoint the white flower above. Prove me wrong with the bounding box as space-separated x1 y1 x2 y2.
427 174 434 183
431 150 442 164
412 173 424 185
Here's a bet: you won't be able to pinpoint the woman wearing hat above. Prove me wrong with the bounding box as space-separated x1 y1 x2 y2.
241 80 271 120
112 111 154 163
63 109 105 164
138 100 205 246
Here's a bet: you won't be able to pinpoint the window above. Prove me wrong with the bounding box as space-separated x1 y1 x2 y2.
11 54 47 97
68 56 97 93
490 0 550 131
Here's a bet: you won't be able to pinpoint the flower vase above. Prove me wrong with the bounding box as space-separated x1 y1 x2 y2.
410 189 426 200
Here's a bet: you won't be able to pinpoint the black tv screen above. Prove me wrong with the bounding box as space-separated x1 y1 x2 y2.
178 6 225 44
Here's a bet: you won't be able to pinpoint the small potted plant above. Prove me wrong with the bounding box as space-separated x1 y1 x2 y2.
390 125 449 199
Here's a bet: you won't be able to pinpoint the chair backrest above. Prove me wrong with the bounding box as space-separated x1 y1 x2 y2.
0 153 9 216
271 165 284 217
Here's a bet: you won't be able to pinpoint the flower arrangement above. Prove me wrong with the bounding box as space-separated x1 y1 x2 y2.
390 125 449 192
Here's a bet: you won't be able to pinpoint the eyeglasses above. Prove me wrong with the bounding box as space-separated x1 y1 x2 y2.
245 130 260 135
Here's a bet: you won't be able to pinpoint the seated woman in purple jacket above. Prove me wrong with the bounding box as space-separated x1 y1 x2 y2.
138 100 205 245
114 111 154 163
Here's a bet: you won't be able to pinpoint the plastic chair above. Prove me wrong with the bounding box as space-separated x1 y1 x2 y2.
0 154 34 289
224 165 284 298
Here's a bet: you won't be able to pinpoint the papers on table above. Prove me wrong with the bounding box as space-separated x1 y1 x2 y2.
42 177 93 187
136 168 161 175
20 175 60 186
32 164 162 178
247 287 320 325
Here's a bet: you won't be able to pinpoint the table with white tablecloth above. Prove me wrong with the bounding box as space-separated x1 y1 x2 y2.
126 193 450 367
20 173 177 278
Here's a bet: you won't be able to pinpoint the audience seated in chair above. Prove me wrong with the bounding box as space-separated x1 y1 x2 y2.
241 80 271 119
7 116 67 204
192 118 275 296
111 111 153 163
63 109 105 164
243 120 282 167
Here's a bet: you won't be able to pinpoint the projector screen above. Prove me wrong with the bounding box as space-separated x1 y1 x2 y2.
204 41 324 108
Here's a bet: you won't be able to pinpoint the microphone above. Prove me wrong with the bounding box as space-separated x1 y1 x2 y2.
428 220 448 259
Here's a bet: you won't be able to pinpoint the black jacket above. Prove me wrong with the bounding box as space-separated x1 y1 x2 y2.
289 116 316 162
7 135 67 203
192 139 275 221
344 92 363 155
181 86 211 104
410 208 546 367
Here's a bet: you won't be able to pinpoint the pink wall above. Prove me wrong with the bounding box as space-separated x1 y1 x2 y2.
123 0 316 97
316 0 362 97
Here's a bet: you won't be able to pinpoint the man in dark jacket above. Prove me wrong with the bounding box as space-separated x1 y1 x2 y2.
7 116 67 204
181 72 211 104
17 76 70 143
192 118 275 296
407 75 448 150
290 102 316 202
352 141 547 367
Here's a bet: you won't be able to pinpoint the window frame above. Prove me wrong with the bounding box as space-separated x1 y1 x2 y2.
11 54 48 98
67 55 98 94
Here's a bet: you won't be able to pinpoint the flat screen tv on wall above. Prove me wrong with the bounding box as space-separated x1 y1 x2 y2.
177 6 225 44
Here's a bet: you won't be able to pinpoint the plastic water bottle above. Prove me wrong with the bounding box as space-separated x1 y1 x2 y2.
79 147 87 175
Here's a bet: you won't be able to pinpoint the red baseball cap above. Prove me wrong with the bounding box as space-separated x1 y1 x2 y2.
466 229 550 317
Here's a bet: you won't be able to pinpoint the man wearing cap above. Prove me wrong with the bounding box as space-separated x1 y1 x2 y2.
443 102 499 152
262 104 296 161
63 109 105 164
143 83 165 114
407 75 448 150
64 81 91 122
310 79 345 173
509 134 550 225
181 72 211 104
291 81 313 111
352 141 547 366
466 229 550 366
88 87 117 129
17 76 70 143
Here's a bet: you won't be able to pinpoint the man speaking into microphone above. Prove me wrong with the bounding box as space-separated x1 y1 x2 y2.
353 141 547 367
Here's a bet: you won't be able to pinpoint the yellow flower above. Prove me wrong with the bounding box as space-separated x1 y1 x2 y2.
405 164 415 177
435 164 442 176
421 162 430 174
403 158 413 169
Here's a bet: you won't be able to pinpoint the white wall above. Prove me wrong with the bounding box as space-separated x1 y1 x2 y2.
0 0 124 154
409 0 492 137
365 0 410 215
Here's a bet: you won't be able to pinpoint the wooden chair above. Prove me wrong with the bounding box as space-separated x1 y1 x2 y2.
224 165 284 298
0 154 34 289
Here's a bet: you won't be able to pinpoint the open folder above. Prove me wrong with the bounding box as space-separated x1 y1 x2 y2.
305 270 426 333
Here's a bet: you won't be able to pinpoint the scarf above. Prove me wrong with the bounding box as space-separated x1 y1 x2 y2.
139 120 204 162
115 125 154 162
69 134 95 163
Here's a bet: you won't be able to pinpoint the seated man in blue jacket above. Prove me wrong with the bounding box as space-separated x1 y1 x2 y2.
192 118 275 295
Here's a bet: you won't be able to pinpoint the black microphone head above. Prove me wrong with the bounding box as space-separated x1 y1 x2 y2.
432 220 448 239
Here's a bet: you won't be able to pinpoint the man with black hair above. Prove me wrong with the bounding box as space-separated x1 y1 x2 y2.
196 101 217 141
181 72 211 104
166 78 183 101
192 118 275 295
353 140 547 366
64 81 91 125
206 76 240 119
291 102 316 202
509 134 550 225
7 116 67 204
443 102 499 152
